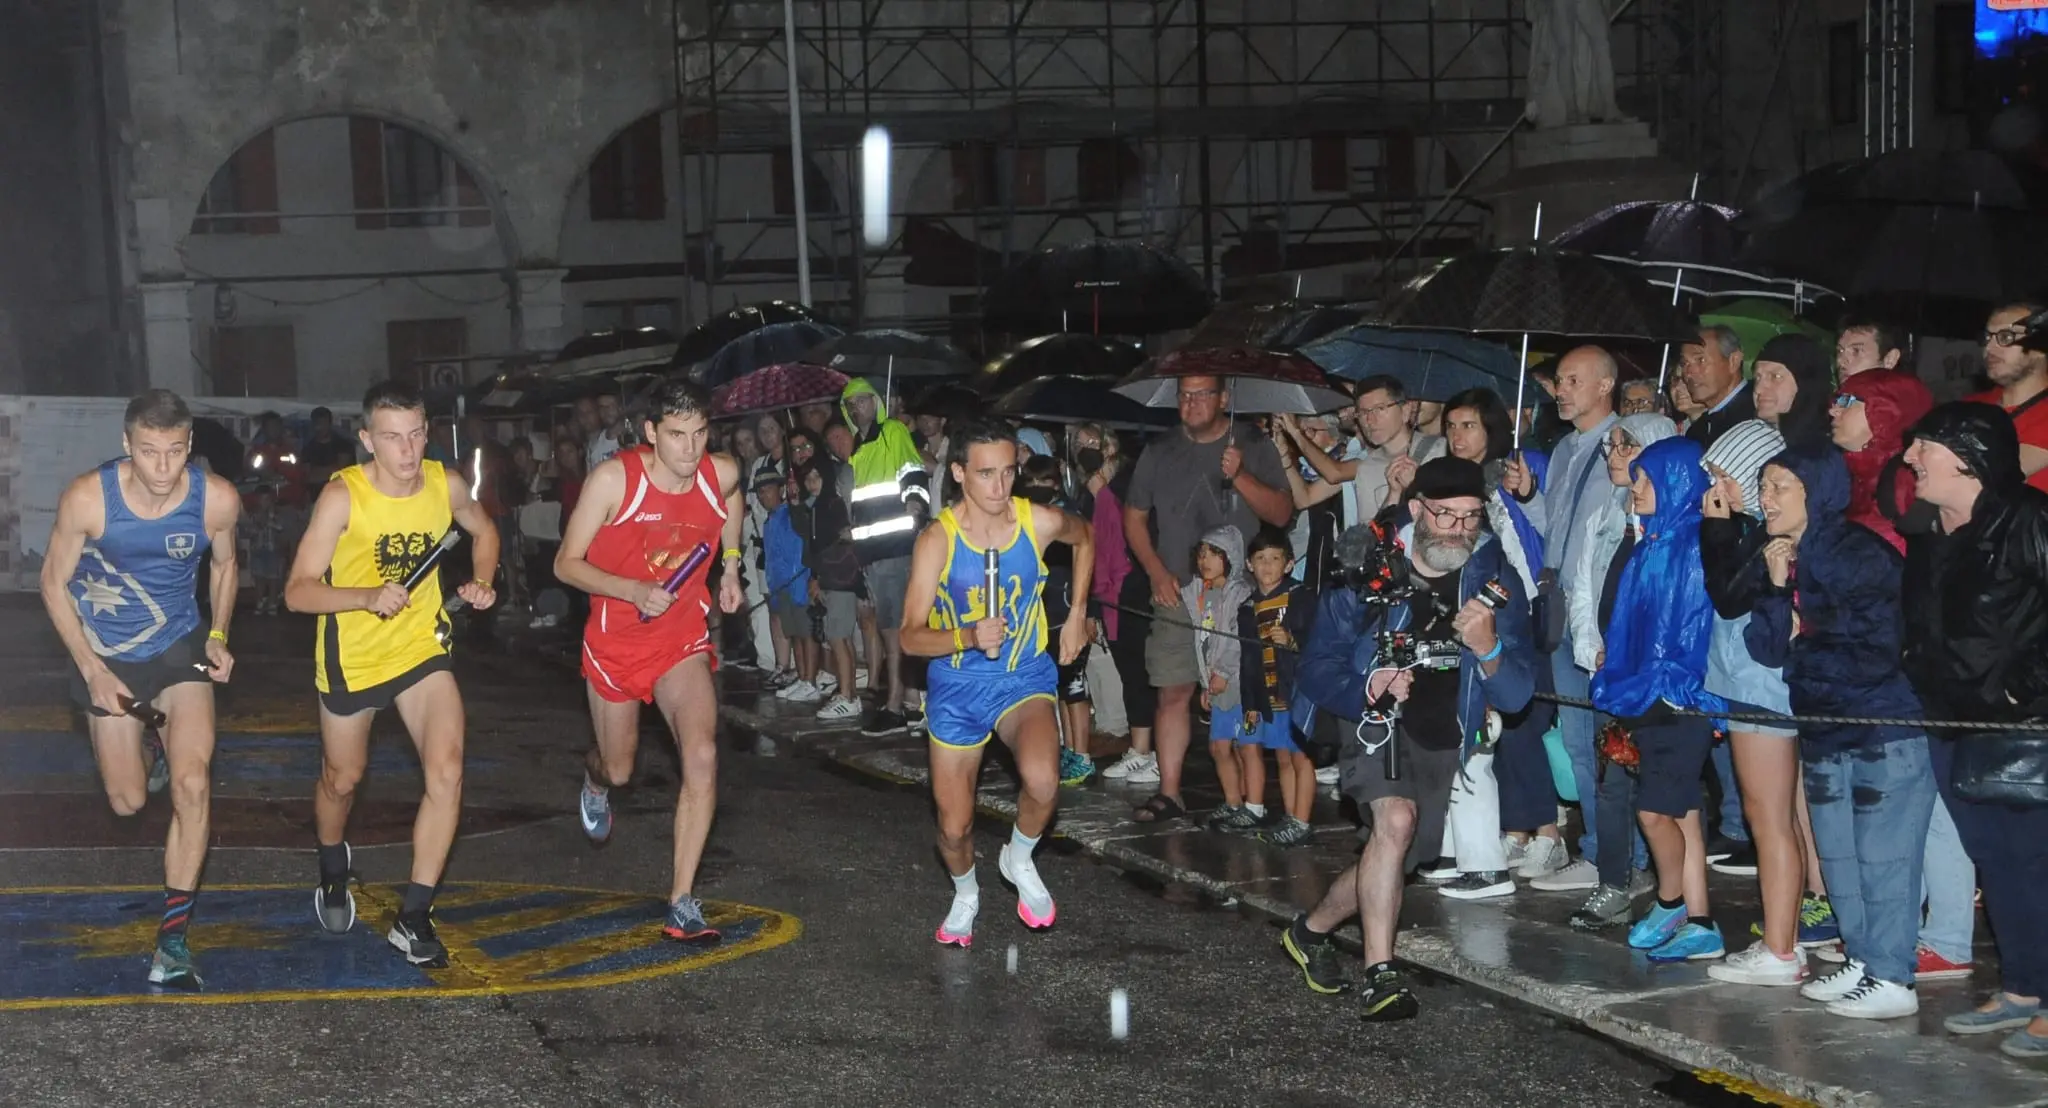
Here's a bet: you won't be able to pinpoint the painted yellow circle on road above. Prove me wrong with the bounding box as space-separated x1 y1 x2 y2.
1 882 800 1010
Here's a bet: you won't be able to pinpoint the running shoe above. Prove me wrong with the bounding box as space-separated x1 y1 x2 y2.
1647 921 1725 963
1419 857 1462 883
814 695 861 722
998 843 1056 929
1259 815 1314 848
1439 871 1516 901
314 843 356 934
663 895 721 942
388 912 448 967
1796 893 1840 946
1357 962 1419 1022
934 894 977 948
1570 885 1634 931
1057 747 1095 786
144 730 169 796
147 933 203 991
1282 914 1347 994
904 708 927 734
1100 749 1155 780
1204 805 1258 832
766 667 797 691
861 709 909 737
1627 902 1687 951
578 774 613 844
1514 835 1567 879
1708 841 1760 876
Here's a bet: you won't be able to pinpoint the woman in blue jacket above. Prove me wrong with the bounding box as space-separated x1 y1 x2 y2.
1744 444 1932 1021
1592 436 1727 963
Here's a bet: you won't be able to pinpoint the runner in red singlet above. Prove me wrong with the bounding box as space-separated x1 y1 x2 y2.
554 378 744 940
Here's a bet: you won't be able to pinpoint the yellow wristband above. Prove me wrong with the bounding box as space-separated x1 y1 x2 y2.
207 629 228 644
722 548 743 561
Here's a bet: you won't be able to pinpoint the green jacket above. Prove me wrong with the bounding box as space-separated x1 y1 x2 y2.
841 377 930 563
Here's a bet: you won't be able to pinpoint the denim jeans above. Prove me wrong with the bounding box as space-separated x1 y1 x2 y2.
1804 736 1936 986
1934 735 2048 997
1551 646 1602 859
1919 792 1975 965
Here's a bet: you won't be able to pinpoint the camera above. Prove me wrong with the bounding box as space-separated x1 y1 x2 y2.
1335 518 1423 605
1376 630 1462 671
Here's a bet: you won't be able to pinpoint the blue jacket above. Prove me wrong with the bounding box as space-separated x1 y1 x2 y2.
1592 437 1727 720
762 504 810 608
1499 449 1549 575
1744 445 1922 754
1290 529 1536 755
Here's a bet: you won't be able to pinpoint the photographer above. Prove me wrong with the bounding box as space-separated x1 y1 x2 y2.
1276 458 1537 1021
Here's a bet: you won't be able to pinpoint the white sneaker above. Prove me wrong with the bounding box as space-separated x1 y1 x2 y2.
1419 858 1462 883
1100 749 1150 779
776 678 819 702
998 844 1057 928
1516 835 1568 879
1531 857 1599 891
814 696 861 722
1800 958 1870 1002
1708 941 1807 986
1503 835 1528 870
1826 977 1919 1020
854 666 870 690
1315 765 1340 786
934 893 977 948
814 671 838 694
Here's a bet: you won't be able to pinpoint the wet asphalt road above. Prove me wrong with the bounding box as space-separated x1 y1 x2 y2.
0 612 1709 1108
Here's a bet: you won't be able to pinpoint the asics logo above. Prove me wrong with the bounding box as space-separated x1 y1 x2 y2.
632 513 664 523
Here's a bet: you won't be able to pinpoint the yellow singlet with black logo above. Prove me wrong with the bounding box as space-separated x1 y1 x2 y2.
314 461 454 695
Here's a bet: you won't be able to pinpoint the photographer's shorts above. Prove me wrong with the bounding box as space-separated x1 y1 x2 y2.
1330 715 1461 875
1143 601 1200 688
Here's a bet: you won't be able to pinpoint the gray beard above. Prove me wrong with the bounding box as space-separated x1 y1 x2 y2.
1414 529 1475 573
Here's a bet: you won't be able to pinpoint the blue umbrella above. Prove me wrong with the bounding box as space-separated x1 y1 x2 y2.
1298 325 1520 402
695 320 845 387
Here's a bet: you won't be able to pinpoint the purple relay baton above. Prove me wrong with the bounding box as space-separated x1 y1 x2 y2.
640 542 712 622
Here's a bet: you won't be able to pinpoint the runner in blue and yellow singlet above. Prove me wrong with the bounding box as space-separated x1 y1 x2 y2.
899 419 1092 947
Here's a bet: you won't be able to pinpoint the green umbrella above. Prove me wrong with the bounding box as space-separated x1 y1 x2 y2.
1699 298 1833 376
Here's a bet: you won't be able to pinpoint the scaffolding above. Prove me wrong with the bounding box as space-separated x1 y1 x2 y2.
671 0 1712 342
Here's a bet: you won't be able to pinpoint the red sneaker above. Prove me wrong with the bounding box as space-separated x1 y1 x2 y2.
1915 945 1974 981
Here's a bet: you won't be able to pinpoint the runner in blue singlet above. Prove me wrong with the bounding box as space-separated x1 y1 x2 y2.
38 390 241 990
898 418 1094 947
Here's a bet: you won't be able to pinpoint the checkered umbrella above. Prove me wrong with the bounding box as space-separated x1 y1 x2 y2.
712 362 849 419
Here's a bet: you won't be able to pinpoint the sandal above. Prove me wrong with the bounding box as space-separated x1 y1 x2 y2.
1132 793 1186 824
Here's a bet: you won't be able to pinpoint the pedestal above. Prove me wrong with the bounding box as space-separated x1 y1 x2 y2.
1511 121 1659 169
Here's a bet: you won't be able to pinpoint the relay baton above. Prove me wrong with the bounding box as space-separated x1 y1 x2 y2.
381 529 464 618
982 548 1001 659
641 543 712 623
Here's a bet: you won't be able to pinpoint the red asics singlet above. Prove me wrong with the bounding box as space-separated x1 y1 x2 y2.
580 448 728 703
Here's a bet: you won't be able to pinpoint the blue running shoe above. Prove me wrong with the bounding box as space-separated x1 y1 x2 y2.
1628 902 1686 951
663 895 721 942
579 774 612 844
1058 748 1095 786
147 934 203 991
1796 893 1840 946
1648 921 1726 963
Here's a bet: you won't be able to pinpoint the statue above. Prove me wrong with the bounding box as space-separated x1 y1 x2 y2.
1525 0 1628 128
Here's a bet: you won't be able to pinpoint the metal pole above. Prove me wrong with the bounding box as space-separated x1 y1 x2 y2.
783 0 813 306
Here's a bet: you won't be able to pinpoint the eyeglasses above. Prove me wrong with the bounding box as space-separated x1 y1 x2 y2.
1832 394 1862 409
1418 500 1485 529
1356 401 1402 419
1986 328 2029 348
1177 388 1222 404
1597 437 1641 459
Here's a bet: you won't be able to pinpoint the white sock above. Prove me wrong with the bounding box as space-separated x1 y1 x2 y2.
951 867 978 901
1010 827 1039 861
1245 803 1267 818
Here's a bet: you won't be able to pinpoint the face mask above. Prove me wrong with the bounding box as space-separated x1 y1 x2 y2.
1021 485 1059 506
1074 448 1105 473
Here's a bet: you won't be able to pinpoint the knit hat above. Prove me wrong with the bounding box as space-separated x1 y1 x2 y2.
1700 419 1786 516
1754 333 1835 450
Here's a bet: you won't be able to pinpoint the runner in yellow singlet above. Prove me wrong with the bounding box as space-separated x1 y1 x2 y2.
284 380 499 967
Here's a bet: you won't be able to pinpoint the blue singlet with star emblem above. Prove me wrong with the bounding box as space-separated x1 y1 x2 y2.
67 459 209 661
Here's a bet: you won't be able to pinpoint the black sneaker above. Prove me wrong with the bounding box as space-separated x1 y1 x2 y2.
1357 961 1419 1022
1282 914 1348 995
1709 841 1760 876
313 842 356 934
860 709 908 737
388 911 448 967
1705 834 1745 863
903 708 926 734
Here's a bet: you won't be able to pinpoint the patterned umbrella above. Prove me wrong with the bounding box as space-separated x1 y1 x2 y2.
982 239 1214 336
1114 346 1349 414
669 300 822 370
974 333 1147 394
1381 247 1698 343
712 362 849 419
697 321 846 388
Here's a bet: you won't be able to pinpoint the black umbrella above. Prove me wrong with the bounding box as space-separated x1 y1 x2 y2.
982 239 1214 336
1380 248 1698 343
1740 202 2048 306
803 329 975 382
697 321 845 388
668 300 821 370
974 333 1147 394
1553 200 1742 268
557 327 676 362
992 374 1176 430
1744 149 2048 217
1183 298 1368 352
907 381 983 421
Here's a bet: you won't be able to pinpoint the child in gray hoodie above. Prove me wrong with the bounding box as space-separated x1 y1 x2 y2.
1185 524 1258 830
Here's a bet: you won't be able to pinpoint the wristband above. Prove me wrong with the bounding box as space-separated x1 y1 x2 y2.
722 548 743 561
1476 640 1503 664
208 629 228 644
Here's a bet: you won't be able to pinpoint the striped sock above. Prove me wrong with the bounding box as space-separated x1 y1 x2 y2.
159 888 195 940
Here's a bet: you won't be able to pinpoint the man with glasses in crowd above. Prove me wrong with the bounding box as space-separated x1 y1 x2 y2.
1969 302 2048 494
1284 375 1446 530
1123 375 1291 824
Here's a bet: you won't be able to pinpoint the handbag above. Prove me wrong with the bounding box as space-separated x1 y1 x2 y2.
1532 569 1567 655
1950 735 2048 807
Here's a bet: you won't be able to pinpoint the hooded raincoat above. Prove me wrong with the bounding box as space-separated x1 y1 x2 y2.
1591 437 1728 721
1566 413 1679 673
840 378 931 564
1743 445 1922 755
1182 524 1252 711
1836 369 1934 554
1754 333 1837 451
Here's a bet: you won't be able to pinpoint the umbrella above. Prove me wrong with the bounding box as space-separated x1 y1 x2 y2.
974 333 1147 394
982 239 1214 336
1183 298 1368 352
697 320 845 388
1114 346 1350 414
1299 325 1520 401
992 375 1177 430
803 329 975 381
1743 149 2048 217
907 381 983 420
557 327 676 362
1698 299 1834 370
1739 201 2048 306
1380 247 1700 343
711 362 848 419
668 300 822 370
1553 199 1743 268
